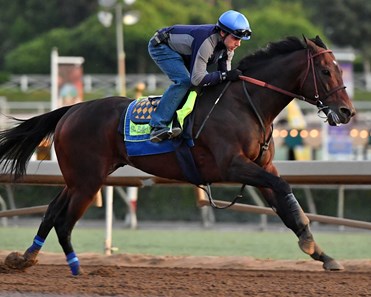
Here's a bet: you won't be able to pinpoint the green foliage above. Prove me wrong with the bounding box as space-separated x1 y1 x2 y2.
0 0 98 68
4 29 72 73
230 3 324 66
2 0 327 74
0 88 51 101
303 0 371 68
0 72 10 84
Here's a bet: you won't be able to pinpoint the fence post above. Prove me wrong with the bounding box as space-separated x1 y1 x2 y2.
20 75 28 92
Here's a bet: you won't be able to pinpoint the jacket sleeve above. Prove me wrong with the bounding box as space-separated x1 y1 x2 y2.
218 50 234 72
190 38 222 87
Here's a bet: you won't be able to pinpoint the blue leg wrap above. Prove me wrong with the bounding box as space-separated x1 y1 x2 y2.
26 235 45 254
66 252 80 275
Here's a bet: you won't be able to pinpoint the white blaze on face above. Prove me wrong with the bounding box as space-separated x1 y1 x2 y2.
332 60 342 73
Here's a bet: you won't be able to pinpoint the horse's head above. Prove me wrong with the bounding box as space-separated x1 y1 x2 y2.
300 36 355 126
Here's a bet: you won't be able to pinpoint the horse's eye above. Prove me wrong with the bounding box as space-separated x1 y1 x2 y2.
322 69 331 76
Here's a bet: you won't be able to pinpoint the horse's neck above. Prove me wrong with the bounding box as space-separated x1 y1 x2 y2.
244 51 307 123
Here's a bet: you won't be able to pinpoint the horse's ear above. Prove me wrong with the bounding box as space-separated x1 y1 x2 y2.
314 35 328 49
302 34 308 48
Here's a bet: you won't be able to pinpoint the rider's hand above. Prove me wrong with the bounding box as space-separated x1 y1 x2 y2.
225 69 242 81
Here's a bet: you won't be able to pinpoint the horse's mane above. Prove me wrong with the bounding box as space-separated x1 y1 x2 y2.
238 36 327 71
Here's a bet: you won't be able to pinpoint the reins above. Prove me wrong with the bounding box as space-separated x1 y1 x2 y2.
195 81 231 139
240 49 346 111
242 80 272 154
240 75 307 102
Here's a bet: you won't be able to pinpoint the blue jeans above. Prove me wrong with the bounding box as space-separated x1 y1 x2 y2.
148 42 191 128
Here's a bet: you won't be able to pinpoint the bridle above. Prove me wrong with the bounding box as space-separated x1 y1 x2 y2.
239 49 346 112
238 48 347 161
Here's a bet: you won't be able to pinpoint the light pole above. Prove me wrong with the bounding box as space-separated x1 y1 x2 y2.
115 3 125 96
98 0 140 254
98 0 139 96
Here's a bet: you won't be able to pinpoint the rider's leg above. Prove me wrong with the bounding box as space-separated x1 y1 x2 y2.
148 42 191 140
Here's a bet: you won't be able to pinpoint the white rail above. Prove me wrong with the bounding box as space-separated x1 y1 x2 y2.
1 160 371 185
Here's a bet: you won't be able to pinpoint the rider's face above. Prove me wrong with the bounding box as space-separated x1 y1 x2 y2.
222 33 242 51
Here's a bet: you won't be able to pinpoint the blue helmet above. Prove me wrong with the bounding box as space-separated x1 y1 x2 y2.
217 10 252 40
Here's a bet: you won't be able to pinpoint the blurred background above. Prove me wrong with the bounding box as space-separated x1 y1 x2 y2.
0 0 371 228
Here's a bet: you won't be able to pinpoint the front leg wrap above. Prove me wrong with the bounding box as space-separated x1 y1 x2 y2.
273 193 315 254
273 193 309 235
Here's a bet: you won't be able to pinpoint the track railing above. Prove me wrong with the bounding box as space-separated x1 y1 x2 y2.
1 160 371 229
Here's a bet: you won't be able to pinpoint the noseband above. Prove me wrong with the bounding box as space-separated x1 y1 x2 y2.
239 49 346 111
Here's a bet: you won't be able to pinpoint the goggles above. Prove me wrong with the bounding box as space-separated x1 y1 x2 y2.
232 29 252 39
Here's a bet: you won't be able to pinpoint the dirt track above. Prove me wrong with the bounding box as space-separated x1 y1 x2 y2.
1 252 370 297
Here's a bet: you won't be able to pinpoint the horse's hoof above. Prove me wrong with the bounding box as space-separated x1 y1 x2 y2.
298 238 315 255
4 252 38 270
323 259 344 271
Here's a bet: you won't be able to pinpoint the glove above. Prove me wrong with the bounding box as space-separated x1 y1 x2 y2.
225 69 242 81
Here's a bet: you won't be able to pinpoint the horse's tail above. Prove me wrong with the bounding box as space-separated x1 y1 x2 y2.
0 105 73 178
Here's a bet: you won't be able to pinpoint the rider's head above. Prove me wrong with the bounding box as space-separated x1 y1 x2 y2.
217 10 252 41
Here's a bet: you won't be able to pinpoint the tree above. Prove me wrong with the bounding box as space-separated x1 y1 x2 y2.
231 2 324 66
0 0 98 69
3 0 231 74
302 0 371 90
3 0 324 74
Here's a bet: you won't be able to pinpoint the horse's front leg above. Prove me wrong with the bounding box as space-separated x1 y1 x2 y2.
259 185 343 270
227 157 343 270
258 163 344 270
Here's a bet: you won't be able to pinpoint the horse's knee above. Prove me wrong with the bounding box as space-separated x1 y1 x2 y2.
273 178 292 196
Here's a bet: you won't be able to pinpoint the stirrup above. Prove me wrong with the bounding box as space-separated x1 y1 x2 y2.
150 126 182 143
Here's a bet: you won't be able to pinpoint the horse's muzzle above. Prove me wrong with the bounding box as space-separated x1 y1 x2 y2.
324 106 355 126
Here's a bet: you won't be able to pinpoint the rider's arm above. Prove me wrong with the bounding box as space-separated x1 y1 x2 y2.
190 37 224 87
218 50 234 72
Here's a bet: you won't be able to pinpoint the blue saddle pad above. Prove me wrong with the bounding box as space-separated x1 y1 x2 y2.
120 99 174 156
119 93 197 157
118 94 204 185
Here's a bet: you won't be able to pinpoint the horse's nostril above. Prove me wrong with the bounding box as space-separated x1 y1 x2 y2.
340 107 354 118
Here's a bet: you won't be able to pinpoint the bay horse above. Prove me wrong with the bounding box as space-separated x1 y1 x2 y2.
0 36 355 275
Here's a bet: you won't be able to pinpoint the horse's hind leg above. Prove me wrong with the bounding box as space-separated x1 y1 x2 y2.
5 189 69 270
6 186 97 275
52 186 101 275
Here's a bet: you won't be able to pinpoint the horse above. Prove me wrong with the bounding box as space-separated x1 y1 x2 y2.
0 36 355 275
